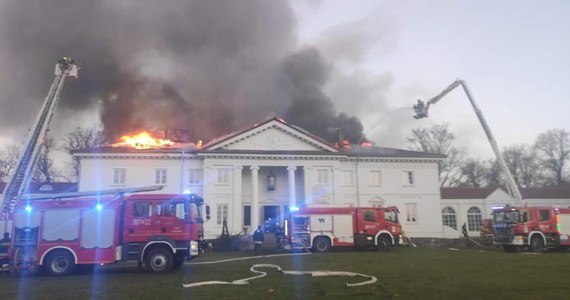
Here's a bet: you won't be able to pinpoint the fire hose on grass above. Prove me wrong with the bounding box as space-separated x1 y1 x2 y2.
182 263 377 288
182 253 377 288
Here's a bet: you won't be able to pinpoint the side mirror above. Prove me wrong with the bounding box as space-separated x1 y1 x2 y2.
205 205 211 220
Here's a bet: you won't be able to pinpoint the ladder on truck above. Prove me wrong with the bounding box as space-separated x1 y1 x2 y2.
1 57 80 212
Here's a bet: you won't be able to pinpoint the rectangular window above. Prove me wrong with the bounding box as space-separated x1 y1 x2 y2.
217 168 230 185
156 202 184 219
317 169 329 185
385 210 398 222
406 203 417 223
402 171 414 186
189 169 203 185
134 202 152 217
216 204 229 225
113 168 126 185
538 210 550 221
243 205 251 226
363 209 376 222
369 170 382 186
163 202 185 220
155 169 167 184
521 211 529 222
342 170 354 186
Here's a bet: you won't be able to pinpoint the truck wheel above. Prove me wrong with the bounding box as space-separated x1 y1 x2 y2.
45 250 75 276
312 236 331 252
377 236 392 252
530 237 544 253
146 248 174 273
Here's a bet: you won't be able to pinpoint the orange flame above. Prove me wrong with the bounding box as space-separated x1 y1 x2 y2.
112 131 174 149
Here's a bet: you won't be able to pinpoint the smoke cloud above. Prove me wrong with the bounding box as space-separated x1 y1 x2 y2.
0 0 367 144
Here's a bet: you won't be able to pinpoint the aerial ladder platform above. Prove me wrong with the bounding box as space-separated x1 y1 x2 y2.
1 57 80 212
413 79 524 205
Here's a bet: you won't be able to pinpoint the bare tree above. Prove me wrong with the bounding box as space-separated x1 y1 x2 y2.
484 158 503 187
458 159 487 187
61 126 109 180
0 144 20 182
32 137 58 183
534 129 570 186
502 144 542 188
408 123 464 187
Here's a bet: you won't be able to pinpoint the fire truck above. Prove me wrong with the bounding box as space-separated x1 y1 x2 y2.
492 205 570 252
285 206 401 252
8 187 209 276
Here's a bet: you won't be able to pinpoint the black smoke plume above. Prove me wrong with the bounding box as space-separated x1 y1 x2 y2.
0 0 365 145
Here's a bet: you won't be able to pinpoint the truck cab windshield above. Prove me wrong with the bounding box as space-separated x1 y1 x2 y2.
190 203 203 223
493 210 519 223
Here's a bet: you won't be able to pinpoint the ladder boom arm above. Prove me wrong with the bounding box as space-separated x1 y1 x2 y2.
413 79 524 203
1 58 80 211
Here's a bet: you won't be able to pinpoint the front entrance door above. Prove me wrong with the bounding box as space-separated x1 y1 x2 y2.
263 205 279 232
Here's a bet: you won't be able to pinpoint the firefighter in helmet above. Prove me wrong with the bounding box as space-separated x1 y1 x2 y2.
253 226 264 254
462 222 469 238
0 232 11 272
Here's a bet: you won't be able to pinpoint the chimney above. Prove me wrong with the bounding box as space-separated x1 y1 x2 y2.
337 128 344 149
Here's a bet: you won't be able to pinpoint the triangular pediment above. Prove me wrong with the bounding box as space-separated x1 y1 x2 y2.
203 118 338 152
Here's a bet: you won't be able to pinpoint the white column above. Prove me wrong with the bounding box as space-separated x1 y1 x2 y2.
332 167 341 205
250 166 260 229
287 166 297 208
179 151 185 193
304 166 312 206
232 166 243 233
202 166 214 238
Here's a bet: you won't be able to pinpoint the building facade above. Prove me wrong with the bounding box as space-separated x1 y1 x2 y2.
75 118 446 239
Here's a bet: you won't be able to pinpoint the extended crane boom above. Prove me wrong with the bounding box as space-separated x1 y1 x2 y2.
413 79 524 204
1 57 80 212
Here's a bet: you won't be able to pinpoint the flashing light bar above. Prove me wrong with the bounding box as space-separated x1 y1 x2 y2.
556 214 561 233
290 206 299 212
25 205 32 212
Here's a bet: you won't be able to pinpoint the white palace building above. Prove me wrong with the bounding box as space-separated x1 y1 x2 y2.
75 117 446 239
74 117 570 240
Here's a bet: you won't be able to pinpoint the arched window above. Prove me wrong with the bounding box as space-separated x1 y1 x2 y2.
467 207 482 231
441 207 457 230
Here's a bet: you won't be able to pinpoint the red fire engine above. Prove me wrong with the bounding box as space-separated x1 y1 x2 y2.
285 206 401 252
8 188 209 276
492 205 570 252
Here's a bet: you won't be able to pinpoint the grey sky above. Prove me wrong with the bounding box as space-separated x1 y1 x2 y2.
294 0 570 158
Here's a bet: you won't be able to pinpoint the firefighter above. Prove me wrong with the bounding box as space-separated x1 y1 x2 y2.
253 226 264 254
274 224 284 248
0 232 11 272
462 223 469 238
413 99 427 119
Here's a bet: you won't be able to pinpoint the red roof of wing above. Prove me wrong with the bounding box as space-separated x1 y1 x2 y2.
441 186 570 199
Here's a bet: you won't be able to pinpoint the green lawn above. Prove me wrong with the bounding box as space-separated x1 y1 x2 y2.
1 247 569 299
